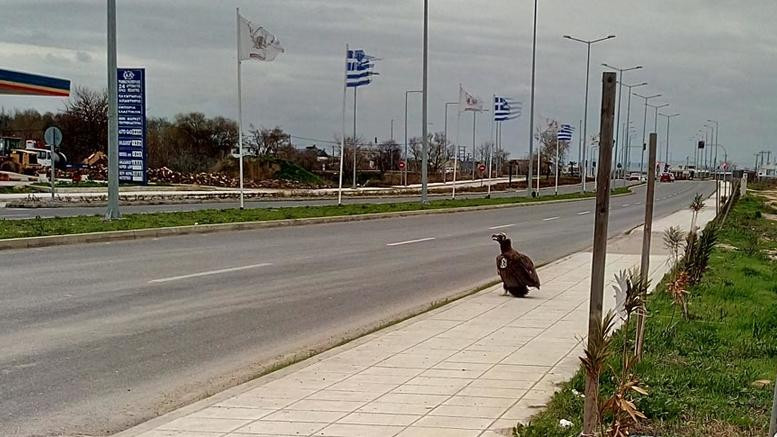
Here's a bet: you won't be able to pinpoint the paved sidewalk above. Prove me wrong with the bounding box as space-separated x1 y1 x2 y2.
123 205 712 437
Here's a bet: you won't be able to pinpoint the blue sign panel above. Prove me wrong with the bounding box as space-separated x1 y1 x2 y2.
117 68 146 184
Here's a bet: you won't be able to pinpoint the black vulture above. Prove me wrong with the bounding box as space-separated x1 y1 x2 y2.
492 233 540 297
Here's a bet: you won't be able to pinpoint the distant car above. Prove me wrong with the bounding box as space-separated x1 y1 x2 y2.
660 172 675 183
628 172 643 181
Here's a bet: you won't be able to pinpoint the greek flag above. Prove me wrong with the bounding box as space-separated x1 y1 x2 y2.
346 49 378 88
494 96 521 121
557 124 574 142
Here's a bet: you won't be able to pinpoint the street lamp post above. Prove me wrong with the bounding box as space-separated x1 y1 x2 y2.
603 64 642 182
421 0 429 204
404 89 422 186
564 34 616 192
618 81 647 176
634 93 661 175
659 113 679 169
527 0 538 196
105 0 120 220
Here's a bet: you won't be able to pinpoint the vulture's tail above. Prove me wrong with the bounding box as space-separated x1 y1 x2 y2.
505 285 529 297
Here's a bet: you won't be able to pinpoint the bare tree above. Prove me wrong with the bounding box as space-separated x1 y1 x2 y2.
58 87 108 162
247 126 289 156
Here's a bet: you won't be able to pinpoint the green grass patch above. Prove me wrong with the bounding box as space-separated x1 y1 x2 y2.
0 187 629 240
0 185 45 194
514 194 777 437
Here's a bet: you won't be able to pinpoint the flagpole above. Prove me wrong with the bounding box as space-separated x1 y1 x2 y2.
555 132 560 196
352 87 358 189
488 94 494 198
338 44 348 205
236 7 245 209
453 85 461 199
472 111 477 180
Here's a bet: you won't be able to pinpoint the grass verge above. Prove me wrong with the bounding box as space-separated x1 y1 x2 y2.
0 187 629 240
514 193 777 437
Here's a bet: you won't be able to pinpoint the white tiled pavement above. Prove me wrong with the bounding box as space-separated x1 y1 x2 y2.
124 249 669 437
123 200 719 437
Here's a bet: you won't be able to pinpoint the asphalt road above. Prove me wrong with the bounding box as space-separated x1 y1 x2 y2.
0 182 597 219
0 180 713 436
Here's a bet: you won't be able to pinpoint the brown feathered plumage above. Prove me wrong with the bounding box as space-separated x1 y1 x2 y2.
492 233 540 297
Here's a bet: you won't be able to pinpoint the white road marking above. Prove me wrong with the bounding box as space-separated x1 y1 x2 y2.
622 203 631 207
149 263 273 284
489 224 515 230
543 216 560 221
577 211 591 216
386 237 436 247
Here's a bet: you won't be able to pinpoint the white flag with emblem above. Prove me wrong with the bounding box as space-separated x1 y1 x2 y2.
239 14 284 62
459 86 484 112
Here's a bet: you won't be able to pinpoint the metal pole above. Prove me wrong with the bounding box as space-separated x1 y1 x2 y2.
578 119 583 178
105 0 120 219
50 141 55 200
614 74 623 180
352 87 357 189
581 42 591 192
452 94 461 199
472 111 477 180
235 8 246 210
488 96 494 198
527 0 537 196
537 138 541 194
624 90 632 173
404 91 409 186
583 71 617 435
640 98 648 175
337 44 348 205
554 136 560 195
635 132 658 360
421 0 429 204
665 116 670 166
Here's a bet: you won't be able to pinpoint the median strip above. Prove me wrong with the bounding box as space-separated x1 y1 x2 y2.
0 187 633 251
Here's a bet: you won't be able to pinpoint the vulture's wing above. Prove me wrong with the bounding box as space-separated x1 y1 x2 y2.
506 250 541 288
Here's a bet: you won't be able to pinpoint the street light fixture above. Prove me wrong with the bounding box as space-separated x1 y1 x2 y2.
633 92 661 174
602 64 642 180
404 89 422 186
564 34 616 192
617 81 647 174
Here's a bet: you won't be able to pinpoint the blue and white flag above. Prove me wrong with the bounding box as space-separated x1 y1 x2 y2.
494 96 522 121
346 49 378 88
557 124 574 142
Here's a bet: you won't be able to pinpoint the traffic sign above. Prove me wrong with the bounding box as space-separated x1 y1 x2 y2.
44 126 62 146
478 163 486 172
399 161 406 170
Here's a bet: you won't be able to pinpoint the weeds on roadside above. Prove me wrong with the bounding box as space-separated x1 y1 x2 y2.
663 226 685 265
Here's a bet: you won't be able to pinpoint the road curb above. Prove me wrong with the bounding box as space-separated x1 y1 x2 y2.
0 191 634 251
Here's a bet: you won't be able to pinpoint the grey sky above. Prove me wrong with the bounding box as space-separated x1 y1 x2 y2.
1 0 775 166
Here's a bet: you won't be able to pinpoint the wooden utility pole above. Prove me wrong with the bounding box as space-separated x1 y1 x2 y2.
582 71 617 436
635 133 658 360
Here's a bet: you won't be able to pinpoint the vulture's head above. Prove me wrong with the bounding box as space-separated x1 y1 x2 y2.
491 233 508 242
491 233 512 251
